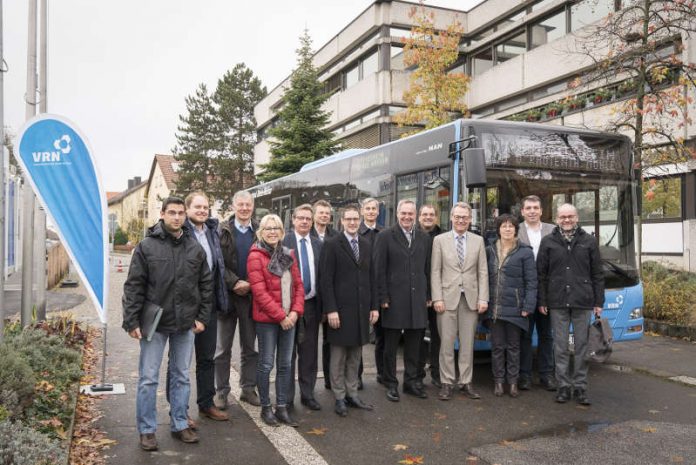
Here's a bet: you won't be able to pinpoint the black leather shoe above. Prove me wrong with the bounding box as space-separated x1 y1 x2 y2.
555 386 571 403
261 406 279 427
274 406 299 427
301 398 322 411
518 377 532 391
438 383 453 401
493 382 504 397
573 388 591 406
540 376 558 391
334 399 348 417
460 383 481 400
404 385 428 399
386 387 400 402
358 378 364 391
346 396 374 410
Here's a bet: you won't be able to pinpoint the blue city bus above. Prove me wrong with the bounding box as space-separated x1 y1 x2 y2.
249 119 644 348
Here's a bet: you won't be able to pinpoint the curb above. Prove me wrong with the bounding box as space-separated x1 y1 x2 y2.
644 318 696 342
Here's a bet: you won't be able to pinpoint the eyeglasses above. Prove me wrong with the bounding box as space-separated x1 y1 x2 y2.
452 215 471 221
343 217 360 222
557 215 577 221
264 227 282 231
294 216 312 222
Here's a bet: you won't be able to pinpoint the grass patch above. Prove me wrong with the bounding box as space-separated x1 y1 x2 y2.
642 261 696 326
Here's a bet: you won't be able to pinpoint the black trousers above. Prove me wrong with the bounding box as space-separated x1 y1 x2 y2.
417 307 441 382
290 298 321 402
491 319 522 384
519 309 554 381
166 312 217 409
383 328 424 389
373 315 385 377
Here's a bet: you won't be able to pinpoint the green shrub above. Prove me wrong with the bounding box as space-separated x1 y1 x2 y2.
0 345 35 418
5 329 82 382
643 261 696 326
0 420 64 465
113 226 129 245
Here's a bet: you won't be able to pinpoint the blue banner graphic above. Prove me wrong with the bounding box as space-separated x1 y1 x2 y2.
17 114 108 323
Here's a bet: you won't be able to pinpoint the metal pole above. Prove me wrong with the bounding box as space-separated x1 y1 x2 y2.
0 0 6 341
89 323 113 391
34 0 47 320
21 0 38 326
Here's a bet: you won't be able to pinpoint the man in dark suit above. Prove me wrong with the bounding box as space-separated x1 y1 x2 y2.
374 199 431 401
320 205 379 417
417 204 443 389
284 204 323 410
310 199 340 390
517 195 557 391
358 198 382 384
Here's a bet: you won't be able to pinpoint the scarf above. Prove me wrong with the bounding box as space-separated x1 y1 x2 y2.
560 225 579 243
258 240 294 277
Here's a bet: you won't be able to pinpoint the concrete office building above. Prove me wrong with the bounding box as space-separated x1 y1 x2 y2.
254 0 696 270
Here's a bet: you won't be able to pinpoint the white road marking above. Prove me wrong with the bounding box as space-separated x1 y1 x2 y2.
228 367 328 465
669 375 696 387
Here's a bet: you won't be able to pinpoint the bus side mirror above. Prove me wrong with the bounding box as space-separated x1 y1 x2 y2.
463 148 487 188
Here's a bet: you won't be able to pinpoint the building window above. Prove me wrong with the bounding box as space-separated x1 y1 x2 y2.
345 64 359 88
362 50 379 77
472 47 494 76
529 8 567 49
391 46 406 71
570 0 615 32
495 30 526 64
642 177 682 220
531 0 557 12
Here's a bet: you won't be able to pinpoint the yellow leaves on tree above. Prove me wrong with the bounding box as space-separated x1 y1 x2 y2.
394 2 469 136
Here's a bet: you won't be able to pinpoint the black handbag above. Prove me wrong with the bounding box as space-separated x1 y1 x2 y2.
585 317 613 363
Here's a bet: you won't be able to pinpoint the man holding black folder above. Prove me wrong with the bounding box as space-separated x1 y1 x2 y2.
122 196 213 451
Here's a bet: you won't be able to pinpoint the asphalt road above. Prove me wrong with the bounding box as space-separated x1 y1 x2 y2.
48 253 696 465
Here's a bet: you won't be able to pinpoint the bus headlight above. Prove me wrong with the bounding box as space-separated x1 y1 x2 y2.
630 307 642 319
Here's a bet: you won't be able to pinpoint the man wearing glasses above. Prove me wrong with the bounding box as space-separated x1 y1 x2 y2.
537 203 604 406
430 202 488 401
284 204 323 410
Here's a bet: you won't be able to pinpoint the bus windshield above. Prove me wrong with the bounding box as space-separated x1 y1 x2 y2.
468 127 639 289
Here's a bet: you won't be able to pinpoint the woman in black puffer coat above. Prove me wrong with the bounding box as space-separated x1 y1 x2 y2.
485 214 537 398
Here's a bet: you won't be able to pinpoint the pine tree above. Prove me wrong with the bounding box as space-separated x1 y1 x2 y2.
260 30 339 182
394 2 469 136
212 64 267 210
173 83 224 195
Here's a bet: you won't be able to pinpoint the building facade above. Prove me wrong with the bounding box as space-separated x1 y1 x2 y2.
254 0 696 270
107 177 148 243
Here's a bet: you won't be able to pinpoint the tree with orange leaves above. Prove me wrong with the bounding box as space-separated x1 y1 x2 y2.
394 2 469 136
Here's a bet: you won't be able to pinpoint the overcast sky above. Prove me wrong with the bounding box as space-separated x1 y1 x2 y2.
3 0 483 192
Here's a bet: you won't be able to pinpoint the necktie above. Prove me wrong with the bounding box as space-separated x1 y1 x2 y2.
457 235 465 268
351 238 359 262
405 230 412 247
300 238 311 295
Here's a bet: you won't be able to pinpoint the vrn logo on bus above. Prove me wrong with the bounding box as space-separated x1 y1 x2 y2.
32 135 72 164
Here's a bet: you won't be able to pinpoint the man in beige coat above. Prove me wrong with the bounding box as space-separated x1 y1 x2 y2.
431 202 489 401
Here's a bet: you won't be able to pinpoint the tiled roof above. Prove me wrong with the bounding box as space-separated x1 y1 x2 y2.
154 154 179 190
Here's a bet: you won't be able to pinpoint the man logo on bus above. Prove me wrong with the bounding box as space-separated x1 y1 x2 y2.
32 134 72 164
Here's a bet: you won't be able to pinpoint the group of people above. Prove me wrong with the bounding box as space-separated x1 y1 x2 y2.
122 191 605 452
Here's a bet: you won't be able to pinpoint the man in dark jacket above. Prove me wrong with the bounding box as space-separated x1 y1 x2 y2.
358 198 381 385
283 204 323 410
417 204 443 389
374 199 431 401
122 196 212 451
215 190 260 408
181 192 229 423
321 205 379 417
537 203 604 406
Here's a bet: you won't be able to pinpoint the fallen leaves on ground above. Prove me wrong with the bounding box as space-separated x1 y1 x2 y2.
432 432 442 445
671 456 684 463
641 427 657 433
393 444 409 451
434 412 447 420
306 427 328 436
398 454 424 464
68 327 114 465
648 409 661 414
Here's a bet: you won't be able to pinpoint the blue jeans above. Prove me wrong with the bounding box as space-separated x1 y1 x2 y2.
256 322 295 407
136 330 194 433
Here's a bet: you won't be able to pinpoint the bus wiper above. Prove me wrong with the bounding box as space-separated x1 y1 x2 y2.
602 258 633 280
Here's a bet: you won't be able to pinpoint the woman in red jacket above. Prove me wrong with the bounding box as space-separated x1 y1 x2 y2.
247 214 305 427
